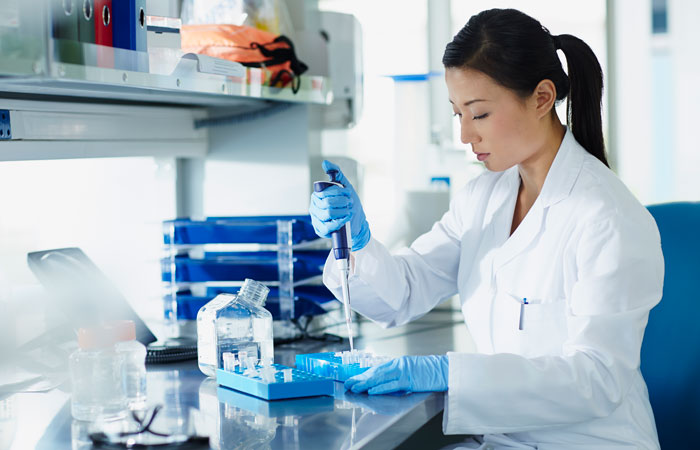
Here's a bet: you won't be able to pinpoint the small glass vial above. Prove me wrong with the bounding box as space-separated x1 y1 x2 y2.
69 326 127 421
108 320 147 409
197 279 273 377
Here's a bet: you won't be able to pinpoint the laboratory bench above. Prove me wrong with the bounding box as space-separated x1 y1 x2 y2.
2 306 474 449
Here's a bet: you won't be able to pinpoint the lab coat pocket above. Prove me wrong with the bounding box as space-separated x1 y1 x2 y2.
491 290 568 357
517 297 569 357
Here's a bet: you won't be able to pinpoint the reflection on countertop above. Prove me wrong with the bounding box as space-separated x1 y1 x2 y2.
4 302 468 450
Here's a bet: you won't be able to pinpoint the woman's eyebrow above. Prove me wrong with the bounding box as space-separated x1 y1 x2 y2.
448 99 488 106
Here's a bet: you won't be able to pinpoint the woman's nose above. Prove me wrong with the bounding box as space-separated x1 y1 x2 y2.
460 122 480 145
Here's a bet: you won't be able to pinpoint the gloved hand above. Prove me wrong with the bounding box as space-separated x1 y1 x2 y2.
344 355 449 395
309 160 371 251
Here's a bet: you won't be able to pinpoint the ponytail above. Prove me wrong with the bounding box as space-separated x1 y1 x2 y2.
555 34 608 167
444 9 608 167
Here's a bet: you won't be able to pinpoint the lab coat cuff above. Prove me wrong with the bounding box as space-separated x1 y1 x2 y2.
443 351 465 435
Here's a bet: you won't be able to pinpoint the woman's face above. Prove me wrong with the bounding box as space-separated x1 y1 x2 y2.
446 67 543 172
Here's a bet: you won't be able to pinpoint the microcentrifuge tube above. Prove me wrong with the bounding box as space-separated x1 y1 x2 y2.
283 369 293 383
261 367 276 383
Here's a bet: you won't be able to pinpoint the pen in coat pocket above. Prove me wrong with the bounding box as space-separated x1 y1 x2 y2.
518 297 528 331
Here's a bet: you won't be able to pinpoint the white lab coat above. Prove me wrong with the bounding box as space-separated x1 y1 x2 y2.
323 129 664 449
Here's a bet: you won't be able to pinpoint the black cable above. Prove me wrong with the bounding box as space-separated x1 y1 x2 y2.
146 345 198 365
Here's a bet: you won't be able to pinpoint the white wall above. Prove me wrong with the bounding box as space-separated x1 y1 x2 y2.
203 104 314 216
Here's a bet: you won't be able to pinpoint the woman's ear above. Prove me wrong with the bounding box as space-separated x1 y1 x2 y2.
532 79 557 119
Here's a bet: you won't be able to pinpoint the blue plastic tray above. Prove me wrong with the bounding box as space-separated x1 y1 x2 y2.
216 364 334 400
163 216 319 245
173 285 335 320
295 352 370 382
161 251 326 282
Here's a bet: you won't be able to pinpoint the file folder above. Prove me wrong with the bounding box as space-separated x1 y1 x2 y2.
134 0 148 71
94 0 112 46
51 0 78 40
112 0 140 50
94 0 114 67
51 0 84 65
78 0 96 44
112 0 147 71
134 0 147 52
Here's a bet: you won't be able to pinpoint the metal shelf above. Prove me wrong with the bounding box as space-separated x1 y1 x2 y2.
0 30 332 107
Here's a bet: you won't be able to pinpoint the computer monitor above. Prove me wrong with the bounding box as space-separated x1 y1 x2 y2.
26 247 200 365
27 247 158 346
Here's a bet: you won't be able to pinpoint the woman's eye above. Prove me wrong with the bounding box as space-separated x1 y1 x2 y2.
472 113 489 120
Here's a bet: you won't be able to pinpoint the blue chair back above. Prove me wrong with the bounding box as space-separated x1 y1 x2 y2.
643 202 700 448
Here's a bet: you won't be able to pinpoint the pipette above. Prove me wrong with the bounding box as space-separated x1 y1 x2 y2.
314 171 354 351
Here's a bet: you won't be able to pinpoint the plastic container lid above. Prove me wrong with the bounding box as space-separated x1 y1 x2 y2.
105 320 137 342
77 326 113 350
238 279 270 306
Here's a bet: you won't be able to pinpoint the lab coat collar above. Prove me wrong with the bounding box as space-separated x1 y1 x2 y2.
492 127 584 273
537 126 585 209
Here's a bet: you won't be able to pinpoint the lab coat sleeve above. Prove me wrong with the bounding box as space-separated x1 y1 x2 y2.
323 188 468 328
443 211 664 434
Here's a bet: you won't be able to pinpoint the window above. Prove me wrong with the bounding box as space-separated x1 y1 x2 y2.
0 157 176 322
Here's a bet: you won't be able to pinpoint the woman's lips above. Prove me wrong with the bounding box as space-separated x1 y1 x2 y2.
476 153 490 162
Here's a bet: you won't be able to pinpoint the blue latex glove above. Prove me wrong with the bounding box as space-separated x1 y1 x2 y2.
309 160 371 251
344 355 449 395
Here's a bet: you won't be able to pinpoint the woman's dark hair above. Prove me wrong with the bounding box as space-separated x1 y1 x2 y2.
443 8 607 167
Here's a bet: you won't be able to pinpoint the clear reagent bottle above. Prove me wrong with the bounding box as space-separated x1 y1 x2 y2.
69 326 127 421
197 279 273 377
108 320 147 409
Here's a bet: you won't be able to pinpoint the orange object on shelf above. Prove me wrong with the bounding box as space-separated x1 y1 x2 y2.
181 24 307 92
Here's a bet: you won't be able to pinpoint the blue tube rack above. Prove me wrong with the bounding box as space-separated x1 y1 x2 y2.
295 352 372 382
216 364 334 400
217 386 335 417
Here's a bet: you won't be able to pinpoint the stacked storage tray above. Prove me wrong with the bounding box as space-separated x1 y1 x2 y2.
163 216 320 245
161 215 336 323
162 251 327 283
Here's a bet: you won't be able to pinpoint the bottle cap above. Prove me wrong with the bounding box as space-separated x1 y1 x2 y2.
105 320 136 342
77 326 112 350
238 279 270 306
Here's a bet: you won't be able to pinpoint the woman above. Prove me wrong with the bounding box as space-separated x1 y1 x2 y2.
309 8 663 449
